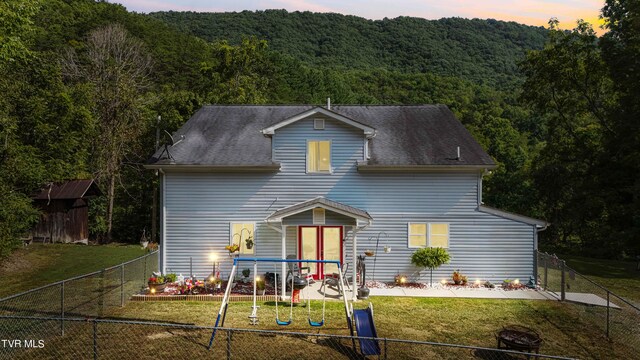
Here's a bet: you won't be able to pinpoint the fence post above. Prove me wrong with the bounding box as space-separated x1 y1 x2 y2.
384 338 388 360
93 320 98 360
560 260 566 301
606 291 610 338
144 255 148 286
120 264 125 307
60 281 65 336
226 329 232 360
543 255 548 290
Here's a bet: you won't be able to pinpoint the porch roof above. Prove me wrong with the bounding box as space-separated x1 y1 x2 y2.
266 197 372 222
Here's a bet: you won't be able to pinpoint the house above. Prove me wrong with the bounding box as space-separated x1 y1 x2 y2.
146 105 547 299
30 179 102 244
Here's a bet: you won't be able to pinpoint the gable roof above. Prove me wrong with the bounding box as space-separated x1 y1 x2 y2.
146 105 496 169
32 180 101 200
266 196 372 222
261 107 376 137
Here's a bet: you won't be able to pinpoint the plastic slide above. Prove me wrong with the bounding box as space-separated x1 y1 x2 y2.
353 305 381 356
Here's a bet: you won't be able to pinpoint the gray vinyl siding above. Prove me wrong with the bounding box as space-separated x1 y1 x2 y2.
283 209 357 226
162 116 535 282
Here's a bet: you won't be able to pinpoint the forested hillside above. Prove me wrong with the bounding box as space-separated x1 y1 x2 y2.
150 10 548 88
1 0 638 261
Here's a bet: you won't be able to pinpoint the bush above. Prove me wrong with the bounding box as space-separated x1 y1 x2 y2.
411 247 450 286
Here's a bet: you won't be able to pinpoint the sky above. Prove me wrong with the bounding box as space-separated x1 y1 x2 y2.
113 0 605 31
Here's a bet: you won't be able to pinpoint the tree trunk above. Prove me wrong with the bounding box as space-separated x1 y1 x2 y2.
106 173 115 243
430 268 433 287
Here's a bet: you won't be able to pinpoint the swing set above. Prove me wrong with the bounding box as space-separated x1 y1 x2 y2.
208 257 350 349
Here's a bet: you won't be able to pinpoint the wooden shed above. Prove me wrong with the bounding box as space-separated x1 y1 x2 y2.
30 180 102 243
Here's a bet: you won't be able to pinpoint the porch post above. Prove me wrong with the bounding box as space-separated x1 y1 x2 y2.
281 225 287 300
352 227 358 301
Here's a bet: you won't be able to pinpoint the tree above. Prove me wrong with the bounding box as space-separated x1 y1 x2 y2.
600 0 640 257
411 247 450 286
520 19 616 255
63 24 152 242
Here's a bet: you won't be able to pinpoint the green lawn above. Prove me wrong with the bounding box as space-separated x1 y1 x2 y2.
560 254 640 303
101 296 638 359
0 243 146 298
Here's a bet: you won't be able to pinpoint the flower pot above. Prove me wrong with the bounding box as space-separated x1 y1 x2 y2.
148 282 166 293
357 287 370 299
364 250 375 257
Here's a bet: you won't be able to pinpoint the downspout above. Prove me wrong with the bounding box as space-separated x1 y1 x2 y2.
351 219 372 302
159 168 166 274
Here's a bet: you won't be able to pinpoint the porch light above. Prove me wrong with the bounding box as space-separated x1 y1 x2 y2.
209 253 218 262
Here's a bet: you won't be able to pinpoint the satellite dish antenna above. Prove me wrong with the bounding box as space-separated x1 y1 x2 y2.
157 131 185 162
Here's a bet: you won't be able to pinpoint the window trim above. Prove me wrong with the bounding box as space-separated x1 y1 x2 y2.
407 222 450 249
314 118 325 130
229 222 256 255
306 139 333 174
407 222 427 248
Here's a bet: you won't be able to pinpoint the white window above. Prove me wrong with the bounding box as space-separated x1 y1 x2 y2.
230 222 255 254
307 140 331 173
313 208 325 225
407 223 449 248
408 223 427 248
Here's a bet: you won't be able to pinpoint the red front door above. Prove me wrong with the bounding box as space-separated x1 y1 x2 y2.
298 226 343 280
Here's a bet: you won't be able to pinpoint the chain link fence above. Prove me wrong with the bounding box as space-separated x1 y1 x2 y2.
537 252 640 359
0 251 158 320
0 315 575 360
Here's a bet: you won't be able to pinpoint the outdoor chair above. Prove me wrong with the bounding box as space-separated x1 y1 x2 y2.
286 255 314 286
321 263 352 294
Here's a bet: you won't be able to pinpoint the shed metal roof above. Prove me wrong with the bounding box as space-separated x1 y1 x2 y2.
32 180 101 200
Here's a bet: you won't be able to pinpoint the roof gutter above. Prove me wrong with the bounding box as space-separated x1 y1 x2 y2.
143 164 281 172
357 164 498 172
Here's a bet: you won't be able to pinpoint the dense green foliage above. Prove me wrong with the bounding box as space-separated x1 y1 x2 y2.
411 247 451 284
0 0 637 260
150 10 548 88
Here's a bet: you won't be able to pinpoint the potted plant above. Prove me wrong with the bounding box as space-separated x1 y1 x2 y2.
148 275 166 293
364 249 375 256
411 247 450 287
452 269 463 285
245 236 254 250
225 243 240 255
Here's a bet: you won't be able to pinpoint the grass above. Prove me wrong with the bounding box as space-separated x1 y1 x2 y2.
0 243 146 298
99 297 637 359
560 254 640 303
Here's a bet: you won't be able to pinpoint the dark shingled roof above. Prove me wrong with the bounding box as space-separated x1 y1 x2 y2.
32 180 101 200
267 196 372 221
147 105 495 168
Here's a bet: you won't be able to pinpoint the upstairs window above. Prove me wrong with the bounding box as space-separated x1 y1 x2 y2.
307 140 331 173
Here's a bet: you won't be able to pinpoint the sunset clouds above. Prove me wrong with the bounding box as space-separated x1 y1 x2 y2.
116 0 604 31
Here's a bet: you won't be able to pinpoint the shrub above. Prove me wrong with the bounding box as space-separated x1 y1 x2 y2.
411 247 450 286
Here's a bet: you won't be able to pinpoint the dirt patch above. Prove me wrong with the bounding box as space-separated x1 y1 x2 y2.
0 248 35 274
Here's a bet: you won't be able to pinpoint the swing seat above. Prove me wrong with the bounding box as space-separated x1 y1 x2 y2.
308 319 324 327
276 319 292 326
